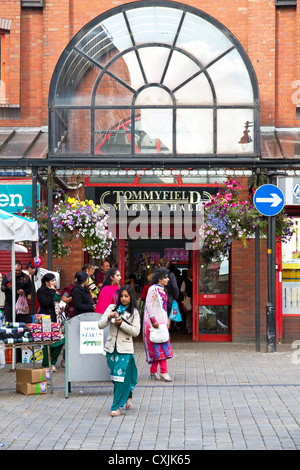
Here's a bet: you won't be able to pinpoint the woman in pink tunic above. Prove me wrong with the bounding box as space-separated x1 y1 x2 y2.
143 268 173 381
95 267 121 314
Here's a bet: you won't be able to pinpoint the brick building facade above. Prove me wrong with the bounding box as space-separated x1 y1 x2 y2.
0 0 299 344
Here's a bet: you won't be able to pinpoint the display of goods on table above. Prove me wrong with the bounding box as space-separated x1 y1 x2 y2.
0 323 33 344
0 315 62 344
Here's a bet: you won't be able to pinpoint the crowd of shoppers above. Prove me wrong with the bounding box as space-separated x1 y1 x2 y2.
1 256 192 417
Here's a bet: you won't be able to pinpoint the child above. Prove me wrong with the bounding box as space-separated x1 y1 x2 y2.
98 284 141 416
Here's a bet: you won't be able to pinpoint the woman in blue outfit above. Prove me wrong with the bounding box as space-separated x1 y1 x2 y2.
98 284 140 416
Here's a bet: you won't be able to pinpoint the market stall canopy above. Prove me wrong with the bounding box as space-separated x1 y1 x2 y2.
0 209 38 242
0 242 28 252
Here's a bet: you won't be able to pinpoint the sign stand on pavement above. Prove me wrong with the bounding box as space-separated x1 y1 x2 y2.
64 312 110 398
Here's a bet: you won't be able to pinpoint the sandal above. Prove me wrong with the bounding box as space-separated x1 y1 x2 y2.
126 398 132 410
111 409 121 417
150 372 161 380
51 365 57 372
160 373 173 382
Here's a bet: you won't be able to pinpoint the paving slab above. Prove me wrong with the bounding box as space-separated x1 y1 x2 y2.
0 341 300 451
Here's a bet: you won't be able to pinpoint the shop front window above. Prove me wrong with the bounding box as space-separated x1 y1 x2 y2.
282 217 300 315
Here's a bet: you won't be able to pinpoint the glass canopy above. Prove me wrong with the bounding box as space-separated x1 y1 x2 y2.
48 1 260 161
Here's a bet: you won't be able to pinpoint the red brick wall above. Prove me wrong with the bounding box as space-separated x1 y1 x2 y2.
276 7 297 127
20 9 43 125
231 239 268 343
0 0 299 127
282 317 300 342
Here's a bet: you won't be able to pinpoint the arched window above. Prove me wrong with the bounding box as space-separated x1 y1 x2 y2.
49 1 259 161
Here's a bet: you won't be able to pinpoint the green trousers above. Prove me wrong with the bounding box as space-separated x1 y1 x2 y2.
42 338 65 367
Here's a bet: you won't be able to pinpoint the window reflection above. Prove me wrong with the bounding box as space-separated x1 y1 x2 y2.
138 109 172 153
217 109 254 154
176 109 213 154
95 116 170 154
177 13 233 66
174 73 214 105
126 7 182 45
199 305 230 334
199 248 229 294
208 49 254 105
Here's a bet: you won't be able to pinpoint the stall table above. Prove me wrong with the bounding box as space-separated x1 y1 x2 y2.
0 339 65 394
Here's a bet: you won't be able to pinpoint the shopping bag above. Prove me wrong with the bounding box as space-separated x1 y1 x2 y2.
169 300 182 322
15 294 29 315
182 296 192 312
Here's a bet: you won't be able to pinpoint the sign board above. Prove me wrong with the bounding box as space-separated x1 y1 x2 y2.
80 321 104 355
0 182 40 213
85 186 219 214
293 183 300 202
66 312 110 395
254 184 284 216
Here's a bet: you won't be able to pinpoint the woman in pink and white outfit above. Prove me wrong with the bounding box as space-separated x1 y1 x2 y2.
143 268 173 381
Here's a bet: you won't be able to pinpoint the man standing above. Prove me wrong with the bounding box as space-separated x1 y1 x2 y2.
82 263 100 303
95 260 110 289
1 260 32 323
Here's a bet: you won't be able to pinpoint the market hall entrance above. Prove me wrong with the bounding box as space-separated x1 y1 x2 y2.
116 238 231 342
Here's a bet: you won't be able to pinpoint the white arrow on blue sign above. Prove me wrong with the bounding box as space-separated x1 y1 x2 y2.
254 184 284 216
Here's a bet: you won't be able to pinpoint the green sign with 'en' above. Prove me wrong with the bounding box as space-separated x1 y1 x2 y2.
0 183 40 213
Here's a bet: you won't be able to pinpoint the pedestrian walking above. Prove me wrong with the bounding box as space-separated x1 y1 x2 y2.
143 268 173 382
98 284 140 417
95 267 121 314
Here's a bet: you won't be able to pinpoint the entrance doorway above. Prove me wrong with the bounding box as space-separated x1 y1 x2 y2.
114 238 232 342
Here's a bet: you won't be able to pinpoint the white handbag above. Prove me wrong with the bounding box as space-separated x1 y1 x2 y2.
149 324 169 343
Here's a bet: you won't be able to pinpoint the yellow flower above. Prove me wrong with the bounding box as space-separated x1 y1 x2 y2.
68 197 78 207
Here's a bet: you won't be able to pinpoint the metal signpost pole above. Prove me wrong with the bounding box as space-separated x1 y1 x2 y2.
254 182 285 353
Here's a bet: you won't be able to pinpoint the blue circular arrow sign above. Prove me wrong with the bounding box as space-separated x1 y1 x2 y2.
254 184 284 216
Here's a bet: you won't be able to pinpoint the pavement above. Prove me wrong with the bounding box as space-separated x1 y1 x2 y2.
1 339 300 452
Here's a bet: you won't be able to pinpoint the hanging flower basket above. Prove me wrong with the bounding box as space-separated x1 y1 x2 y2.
51 197 113 259
20 196 113 259
199 180 294 256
